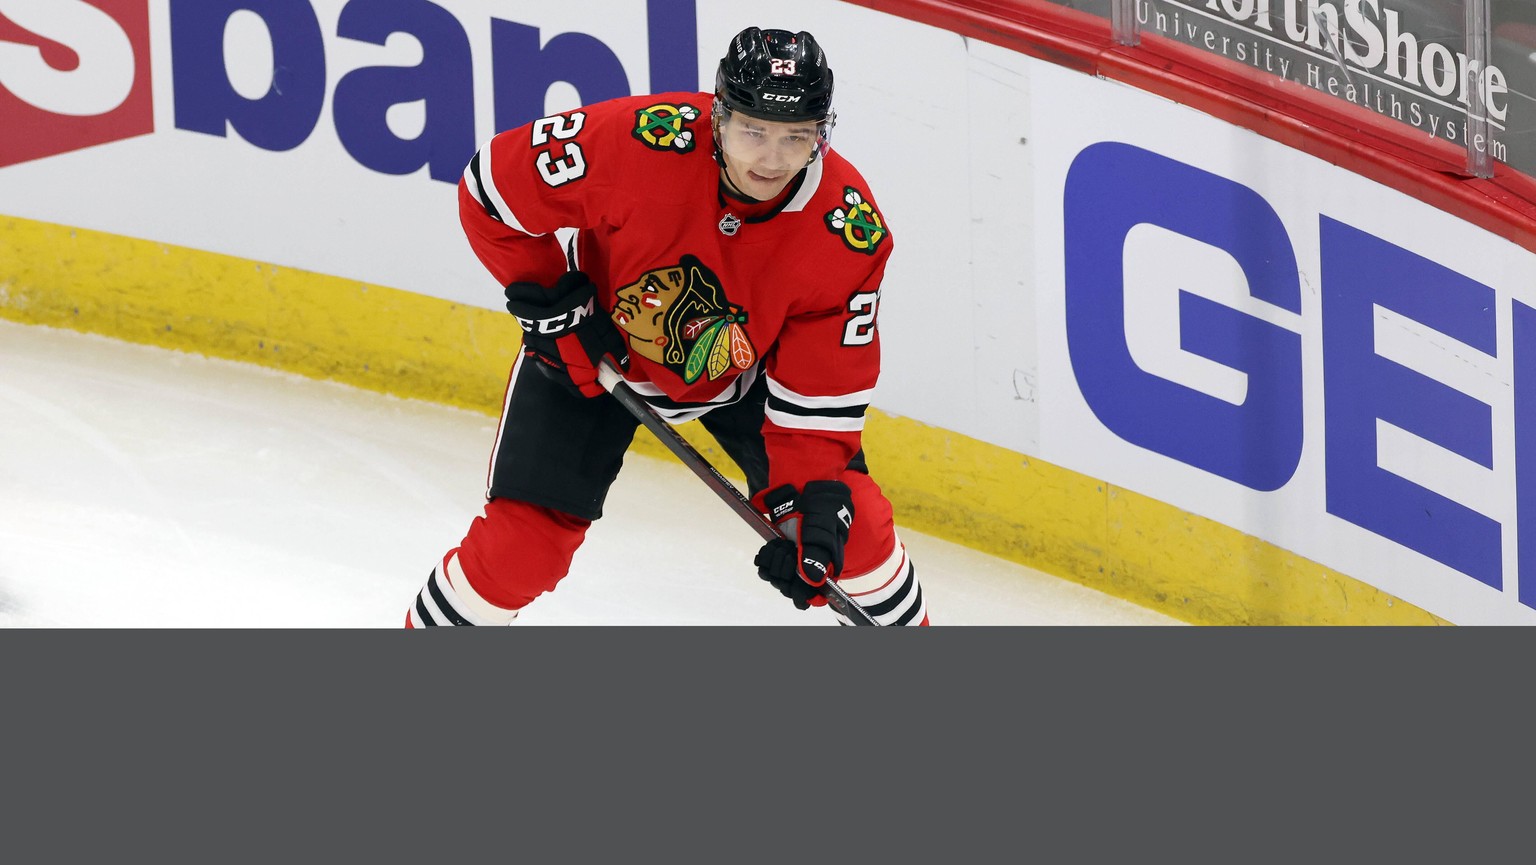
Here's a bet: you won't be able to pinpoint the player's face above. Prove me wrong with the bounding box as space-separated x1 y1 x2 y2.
717 113 819 200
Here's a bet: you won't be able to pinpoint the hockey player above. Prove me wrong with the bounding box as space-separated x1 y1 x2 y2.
406 26 928 626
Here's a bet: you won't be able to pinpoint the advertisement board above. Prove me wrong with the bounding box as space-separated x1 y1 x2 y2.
1033 59 1536 623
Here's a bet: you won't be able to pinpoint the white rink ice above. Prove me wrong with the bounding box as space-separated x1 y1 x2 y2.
0 320 1180 627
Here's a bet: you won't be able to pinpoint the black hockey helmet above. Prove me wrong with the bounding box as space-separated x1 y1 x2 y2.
714 27 834 123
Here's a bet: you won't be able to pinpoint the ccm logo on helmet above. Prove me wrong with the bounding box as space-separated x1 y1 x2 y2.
763 93 801 103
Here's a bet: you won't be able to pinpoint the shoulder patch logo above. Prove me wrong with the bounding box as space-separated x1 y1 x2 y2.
611 255 756 384
825 186 888 255
632 103 701 153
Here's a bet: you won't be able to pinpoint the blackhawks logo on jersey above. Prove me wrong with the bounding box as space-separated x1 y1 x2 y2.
825 186 888 255
611 255 756 384
632 102 701 153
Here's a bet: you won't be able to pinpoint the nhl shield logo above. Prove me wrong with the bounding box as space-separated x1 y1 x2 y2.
718 213 742 236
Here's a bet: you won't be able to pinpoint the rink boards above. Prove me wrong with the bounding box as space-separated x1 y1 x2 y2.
6 0 1536 623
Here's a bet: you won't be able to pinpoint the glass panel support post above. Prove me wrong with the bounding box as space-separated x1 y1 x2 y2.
1465 0 1496 178
1112 0 1140 47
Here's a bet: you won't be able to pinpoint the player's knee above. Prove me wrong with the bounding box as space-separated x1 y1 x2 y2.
408 498 592 625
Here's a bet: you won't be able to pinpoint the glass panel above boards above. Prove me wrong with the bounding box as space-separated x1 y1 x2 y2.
1037 0 1536 180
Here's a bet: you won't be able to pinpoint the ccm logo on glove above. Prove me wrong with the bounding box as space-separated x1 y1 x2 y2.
504 270 630 398
512 297 598 336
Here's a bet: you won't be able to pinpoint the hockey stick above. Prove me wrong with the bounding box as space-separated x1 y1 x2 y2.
597 362 880 626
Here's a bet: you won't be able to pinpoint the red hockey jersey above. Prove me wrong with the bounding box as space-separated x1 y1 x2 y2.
459 92 893 492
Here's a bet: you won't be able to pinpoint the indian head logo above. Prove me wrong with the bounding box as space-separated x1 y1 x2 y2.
631 102 700 153
611 254 756 384
825 185 887 255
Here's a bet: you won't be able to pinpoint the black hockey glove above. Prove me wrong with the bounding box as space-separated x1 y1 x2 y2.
504 271 629 398
753 481 855 611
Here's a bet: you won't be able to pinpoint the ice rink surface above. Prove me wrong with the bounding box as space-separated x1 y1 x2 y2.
0 320 1180 627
